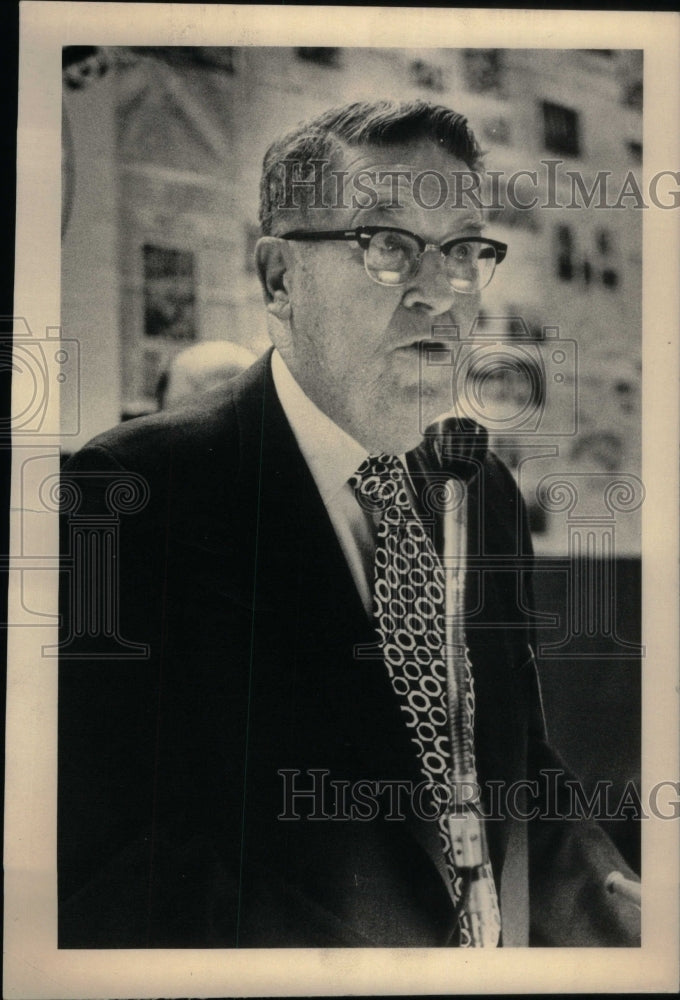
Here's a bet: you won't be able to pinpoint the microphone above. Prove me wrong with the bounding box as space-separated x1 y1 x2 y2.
412 416 489 481
605 871 641 908
417 416 499 945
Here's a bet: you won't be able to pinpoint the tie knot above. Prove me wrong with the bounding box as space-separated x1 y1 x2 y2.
349 454 409 514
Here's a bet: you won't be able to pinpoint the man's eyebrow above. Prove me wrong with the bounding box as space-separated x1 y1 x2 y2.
436 219 487 241
366 200 406 213
452 217 485 231
349 200 406 225
361 204 484 224
352 202 487 237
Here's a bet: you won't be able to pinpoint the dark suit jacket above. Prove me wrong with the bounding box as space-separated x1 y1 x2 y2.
58 351 640 948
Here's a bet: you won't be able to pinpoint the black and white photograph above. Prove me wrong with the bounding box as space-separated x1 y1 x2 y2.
5 4 679 997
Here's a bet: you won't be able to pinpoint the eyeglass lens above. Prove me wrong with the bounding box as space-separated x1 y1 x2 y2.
364 230 498 292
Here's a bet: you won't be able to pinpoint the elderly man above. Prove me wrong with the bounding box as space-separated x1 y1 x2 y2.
58 100 640 948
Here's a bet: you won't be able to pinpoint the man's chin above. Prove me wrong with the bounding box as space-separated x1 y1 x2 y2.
369 430 429 456
364 412 443 457
417 385 457 426
357 377 455 455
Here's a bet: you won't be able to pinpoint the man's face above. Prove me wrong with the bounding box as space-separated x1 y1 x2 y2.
269 140 487 454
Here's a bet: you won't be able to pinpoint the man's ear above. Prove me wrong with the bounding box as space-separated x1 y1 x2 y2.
255 237 292 321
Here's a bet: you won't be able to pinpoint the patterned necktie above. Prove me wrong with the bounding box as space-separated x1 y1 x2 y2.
349 453 501 947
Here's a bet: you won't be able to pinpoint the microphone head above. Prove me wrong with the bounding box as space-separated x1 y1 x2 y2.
413 417 489 481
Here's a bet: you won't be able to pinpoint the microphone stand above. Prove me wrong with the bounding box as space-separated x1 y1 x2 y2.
411 417 500 948
411 417 498 945
442 470 499 947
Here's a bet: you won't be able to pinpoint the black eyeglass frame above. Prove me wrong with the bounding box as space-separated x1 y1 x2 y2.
278 226 507 291
279 226 508 266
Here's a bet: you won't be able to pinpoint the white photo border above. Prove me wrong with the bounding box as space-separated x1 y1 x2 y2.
6 3 679 996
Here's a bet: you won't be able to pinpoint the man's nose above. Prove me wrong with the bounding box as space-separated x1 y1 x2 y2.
400 249 457 315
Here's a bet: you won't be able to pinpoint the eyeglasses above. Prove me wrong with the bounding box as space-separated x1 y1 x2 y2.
279 226 508 293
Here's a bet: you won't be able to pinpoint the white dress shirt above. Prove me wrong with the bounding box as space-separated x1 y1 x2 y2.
272 349 377 616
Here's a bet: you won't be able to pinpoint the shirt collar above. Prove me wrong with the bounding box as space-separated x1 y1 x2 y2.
272 349 368 503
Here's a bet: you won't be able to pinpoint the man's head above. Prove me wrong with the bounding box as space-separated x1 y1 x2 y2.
256 100 503 454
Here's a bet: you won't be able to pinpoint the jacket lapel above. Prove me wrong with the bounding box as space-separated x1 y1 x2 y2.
230 350 369 627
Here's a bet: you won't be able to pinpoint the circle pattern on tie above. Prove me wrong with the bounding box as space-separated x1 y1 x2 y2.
351 453 501 947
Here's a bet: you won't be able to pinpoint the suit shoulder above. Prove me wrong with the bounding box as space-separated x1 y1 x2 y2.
68 386 242 480
70 353 271 479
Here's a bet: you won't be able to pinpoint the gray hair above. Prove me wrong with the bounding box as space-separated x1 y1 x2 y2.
258 99 483 235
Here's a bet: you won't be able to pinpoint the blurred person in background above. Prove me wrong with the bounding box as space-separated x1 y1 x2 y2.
156 340 259 411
